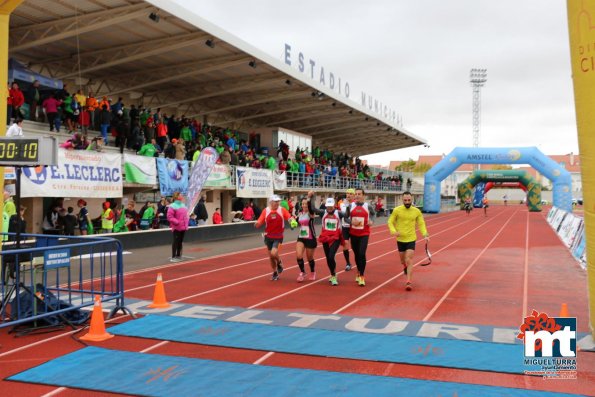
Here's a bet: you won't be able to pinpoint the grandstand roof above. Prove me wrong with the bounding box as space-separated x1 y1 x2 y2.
8 0 427 157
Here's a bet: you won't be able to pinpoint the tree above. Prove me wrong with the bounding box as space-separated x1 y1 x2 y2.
413 162 432 173
394 159 416 172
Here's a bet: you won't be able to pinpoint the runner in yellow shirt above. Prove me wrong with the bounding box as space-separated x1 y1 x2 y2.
387 191 429 291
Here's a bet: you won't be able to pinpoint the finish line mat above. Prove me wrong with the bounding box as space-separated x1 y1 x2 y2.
109 314 532 374
7 347 583 397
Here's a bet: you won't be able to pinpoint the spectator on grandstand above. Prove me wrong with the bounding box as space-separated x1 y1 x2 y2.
60 132 88 150
9 82 24 122
212 208 223 224
86 91 98 129
156 119 168 150
173 138 186 160
137 138 159 157
193 196 208 225
42 93 62 132
62 93 77 132
25 80 41 122
111 97 124 117
98 96 110 112
86 137 103 152
6 118 23 137
220 145 231 164
78 102 91 135
114 111 130 153
242 203 255 221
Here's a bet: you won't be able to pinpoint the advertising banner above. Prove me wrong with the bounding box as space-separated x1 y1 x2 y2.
157 158 189 196
186 147 219 212
21 149 122 198
235 166 273 198
123 154 157 185
204 164 231 188
273 170 287 190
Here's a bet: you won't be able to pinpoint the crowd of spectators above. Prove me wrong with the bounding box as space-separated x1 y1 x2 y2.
7 83 413 192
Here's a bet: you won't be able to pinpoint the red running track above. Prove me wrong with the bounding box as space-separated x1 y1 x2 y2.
0 205 593 396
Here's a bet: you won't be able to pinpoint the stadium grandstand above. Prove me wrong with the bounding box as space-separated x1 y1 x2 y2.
2 0 428 233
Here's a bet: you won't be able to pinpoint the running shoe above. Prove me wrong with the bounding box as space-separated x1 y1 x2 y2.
406 281 412 291
358 276 366 287
308 272 316 281
355 274 361 284
271 272 279 281
329 276 338 286
297 272 306 282
277 261 284 274
345 263 352 271
170 257 181 263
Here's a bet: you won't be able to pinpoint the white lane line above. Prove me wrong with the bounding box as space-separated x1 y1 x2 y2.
421 210 518 321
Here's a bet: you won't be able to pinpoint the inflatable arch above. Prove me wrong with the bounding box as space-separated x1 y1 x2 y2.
423 147 572 213
484 182 527 194
457 170 541 211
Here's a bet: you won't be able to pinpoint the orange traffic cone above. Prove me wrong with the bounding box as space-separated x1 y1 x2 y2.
148 273 171 309
559 303 569 317
80 296 114 342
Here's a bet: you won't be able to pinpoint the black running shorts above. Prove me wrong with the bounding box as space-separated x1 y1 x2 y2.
397 241 416 252
297 237 317 249
264 236 283 250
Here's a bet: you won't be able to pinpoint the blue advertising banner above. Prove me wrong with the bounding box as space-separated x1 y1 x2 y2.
157 158 189 196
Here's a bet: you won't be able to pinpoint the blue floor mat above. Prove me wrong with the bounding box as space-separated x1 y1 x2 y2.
7 347 583 397
109 314 535 374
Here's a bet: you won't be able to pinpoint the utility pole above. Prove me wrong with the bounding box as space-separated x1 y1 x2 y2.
470 68 487 170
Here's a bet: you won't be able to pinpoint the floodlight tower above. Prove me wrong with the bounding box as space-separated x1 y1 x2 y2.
470 68 487 170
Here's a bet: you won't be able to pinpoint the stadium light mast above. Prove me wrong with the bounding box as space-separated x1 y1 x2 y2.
470 68 487 170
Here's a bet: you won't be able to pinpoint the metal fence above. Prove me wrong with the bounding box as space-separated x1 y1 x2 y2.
0 233 130 332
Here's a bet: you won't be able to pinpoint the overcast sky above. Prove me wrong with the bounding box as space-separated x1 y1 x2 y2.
175 0 578 166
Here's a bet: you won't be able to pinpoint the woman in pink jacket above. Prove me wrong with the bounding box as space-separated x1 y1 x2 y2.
166 192 189 262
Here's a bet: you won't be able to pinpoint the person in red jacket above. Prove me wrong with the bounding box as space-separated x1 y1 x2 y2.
242 203 255 221
9 82 24 122
212 208 223 224
318 197 343 286
255 194 295 281
346 188 375 286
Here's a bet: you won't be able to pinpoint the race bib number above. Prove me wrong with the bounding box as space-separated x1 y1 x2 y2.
325 218 338 231
299 226 310 238
351 216 365 230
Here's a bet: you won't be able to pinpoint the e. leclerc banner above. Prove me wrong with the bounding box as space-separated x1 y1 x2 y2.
21 149 122 198
186 147 219 212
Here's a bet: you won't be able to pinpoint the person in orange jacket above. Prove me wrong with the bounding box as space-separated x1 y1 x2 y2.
86 91 99 129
